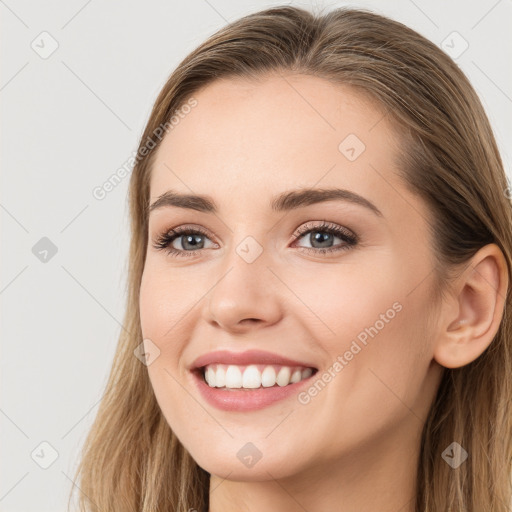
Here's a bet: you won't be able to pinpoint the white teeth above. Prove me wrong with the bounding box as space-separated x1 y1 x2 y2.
290 369 302 383
261 366 276 387
242 365 261 388
203 364 315 389
206 366 216 387
276 366 291 386
216 365 226 387
224 365 242 388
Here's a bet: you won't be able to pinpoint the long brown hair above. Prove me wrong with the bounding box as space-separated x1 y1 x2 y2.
68 5 512 511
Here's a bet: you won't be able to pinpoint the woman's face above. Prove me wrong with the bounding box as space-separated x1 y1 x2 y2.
139 74 444 481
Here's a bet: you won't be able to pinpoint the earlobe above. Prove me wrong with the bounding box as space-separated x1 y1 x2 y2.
433 243 509 369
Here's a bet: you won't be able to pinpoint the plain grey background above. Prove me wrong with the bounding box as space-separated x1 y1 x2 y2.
1 0 511 510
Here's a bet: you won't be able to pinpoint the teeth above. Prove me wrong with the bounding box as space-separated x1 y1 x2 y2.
290 369 302 383
242 365 261 388
202 364 315 389
261 366 276 387
276 366 291 386
225 365 242 388
216 365 226 387
302 368 313 379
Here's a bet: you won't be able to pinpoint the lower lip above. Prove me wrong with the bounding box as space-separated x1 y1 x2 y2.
191 369 317 412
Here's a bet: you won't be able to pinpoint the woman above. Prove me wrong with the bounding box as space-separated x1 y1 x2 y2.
70 5 512 511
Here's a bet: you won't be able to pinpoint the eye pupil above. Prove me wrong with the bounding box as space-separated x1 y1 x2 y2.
182 234 204 250
311 231 333 248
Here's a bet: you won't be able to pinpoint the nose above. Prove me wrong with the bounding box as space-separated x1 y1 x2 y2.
204 248 285 334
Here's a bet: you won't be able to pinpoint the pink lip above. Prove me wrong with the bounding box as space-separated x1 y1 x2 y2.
189 349 317 370
188 349 318 412
190 368 317 412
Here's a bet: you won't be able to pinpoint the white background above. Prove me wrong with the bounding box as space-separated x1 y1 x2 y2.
1 0 511 510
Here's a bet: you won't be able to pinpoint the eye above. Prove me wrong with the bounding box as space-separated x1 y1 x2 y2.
290 221 358 255
152 225 218 258
152 221 358 258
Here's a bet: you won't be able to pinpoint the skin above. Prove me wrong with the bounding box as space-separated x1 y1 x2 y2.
139 74 508 512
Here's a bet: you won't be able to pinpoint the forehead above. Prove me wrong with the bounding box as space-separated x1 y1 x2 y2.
149 74 405 217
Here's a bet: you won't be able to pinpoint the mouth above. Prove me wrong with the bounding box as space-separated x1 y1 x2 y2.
187 349 319 411
193 363 318 390
189 363 319 412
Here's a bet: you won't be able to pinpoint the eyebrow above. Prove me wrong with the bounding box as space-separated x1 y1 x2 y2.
148 187 383 217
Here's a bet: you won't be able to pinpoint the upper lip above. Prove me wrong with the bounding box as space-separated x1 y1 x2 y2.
189 349 318 370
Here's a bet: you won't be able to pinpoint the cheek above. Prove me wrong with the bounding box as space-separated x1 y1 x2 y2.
139 261 194 340
299 300 433 458
138 264 190 396
139 269 167 338
139 265 198 436
290 248 431 357
288 257 401 342
292 256 433 409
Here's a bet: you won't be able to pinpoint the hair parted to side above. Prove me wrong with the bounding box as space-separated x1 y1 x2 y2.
68 5 512 512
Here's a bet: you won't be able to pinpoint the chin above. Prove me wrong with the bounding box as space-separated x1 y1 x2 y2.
186 441 307 482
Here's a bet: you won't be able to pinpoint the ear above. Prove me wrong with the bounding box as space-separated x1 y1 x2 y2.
433 243 509 369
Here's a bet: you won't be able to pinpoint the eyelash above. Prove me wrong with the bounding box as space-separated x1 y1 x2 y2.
152 221 358 259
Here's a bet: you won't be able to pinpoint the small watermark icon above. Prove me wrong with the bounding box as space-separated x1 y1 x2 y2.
236 236 264 264
338 133 366 161
236 442 263 468
31 31 59 59
441 441 468 469
134 338 161 366
32 237 58 263
441 31 469 60
31 441 59 469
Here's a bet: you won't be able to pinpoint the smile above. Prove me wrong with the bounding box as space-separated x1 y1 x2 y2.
190 366 318 412
188 348 319 411
203 363 314 389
